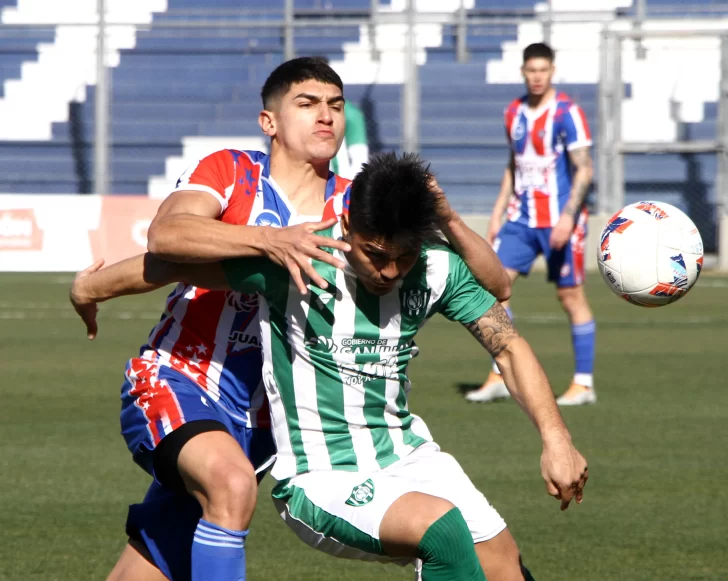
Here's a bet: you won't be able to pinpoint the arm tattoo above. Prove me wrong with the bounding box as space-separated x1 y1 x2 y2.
563 147 593 217
463 302 519 357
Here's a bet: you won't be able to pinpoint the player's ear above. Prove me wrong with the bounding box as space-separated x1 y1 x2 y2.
259 110 276 137
340 213 350 239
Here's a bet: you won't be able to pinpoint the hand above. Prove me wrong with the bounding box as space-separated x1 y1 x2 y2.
70 258 105 340
428 175 455 227
540 437 589 511
262 218 351 294
485 218 501 247
549 214 574 250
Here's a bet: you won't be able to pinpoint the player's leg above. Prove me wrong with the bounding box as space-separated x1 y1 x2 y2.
106 541 167 581
466 222 536 403
474 531 534 581
544 219 597 405
120 359 260 580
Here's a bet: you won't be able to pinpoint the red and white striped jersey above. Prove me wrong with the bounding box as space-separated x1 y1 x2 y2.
130 149 350 429
504 92 592 228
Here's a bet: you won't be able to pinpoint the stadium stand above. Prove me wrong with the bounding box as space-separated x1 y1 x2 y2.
0 0 725 248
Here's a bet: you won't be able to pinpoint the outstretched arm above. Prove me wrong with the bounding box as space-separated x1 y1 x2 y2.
70 254 229 339
462 303 589 510
430 177 511 302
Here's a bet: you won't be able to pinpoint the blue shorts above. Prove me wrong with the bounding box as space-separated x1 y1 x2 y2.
125 428 275 581
494 217 587 287
120 358 276 581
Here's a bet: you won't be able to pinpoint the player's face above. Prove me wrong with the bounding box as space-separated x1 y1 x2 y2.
261 79 345 163
343 220 421 296
521 57 554 97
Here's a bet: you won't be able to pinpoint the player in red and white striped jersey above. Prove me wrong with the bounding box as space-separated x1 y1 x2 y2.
467 43 597 407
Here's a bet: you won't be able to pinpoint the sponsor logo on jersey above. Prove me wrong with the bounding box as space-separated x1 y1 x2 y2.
254 210 282 228
345 479 375 507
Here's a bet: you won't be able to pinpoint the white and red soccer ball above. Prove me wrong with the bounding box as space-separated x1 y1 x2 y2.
597 201 703 307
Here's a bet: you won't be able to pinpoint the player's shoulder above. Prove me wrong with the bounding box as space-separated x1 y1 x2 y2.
554 92 581 112
420 237 461 275
322 174 352 220
505 95 527 115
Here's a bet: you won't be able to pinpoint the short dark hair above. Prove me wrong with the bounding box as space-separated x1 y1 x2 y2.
349 152 438 246
261 57 344 109
523 42 555 64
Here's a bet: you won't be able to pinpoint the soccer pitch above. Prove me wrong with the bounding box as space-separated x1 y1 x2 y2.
1 272 726 581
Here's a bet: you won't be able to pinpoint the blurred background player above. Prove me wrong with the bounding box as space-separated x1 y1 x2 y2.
466 42 597 406
331 99 370 179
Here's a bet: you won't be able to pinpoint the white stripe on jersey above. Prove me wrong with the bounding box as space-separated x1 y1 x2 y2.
378 289 412 459
205 299 238 402
259 298 296 478
567 104 591 150
424 249 451 314
289 283 332 472
335 265 378 468
157 285 196 368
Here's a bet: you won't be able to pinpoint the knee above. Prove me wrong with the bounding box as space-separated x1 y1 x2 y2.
204 456 257 507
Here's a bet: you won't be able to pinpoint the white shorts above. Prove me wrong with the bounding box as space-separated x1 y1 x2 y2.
271 442 507 566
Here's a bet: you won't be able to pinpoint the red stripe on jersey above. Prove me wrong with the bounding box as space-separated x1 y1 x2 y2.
504 98 522 139
572 215 587 285
150 289 185 348
531 111 548 155
223 150 262 224
534 190 551 228
185 150 235 203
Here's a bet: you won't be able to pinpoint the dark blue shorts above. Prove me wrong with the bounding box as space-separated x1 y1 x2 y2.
494 217 587 287
120 360 276 580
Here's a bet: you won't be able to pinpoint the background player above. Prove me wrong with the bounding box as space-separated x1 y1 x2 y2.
77 152 588 581
466 42 597 407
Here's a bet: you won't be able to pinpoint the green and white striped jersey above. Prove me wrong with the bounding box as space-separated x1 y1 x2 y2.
222 222 496 480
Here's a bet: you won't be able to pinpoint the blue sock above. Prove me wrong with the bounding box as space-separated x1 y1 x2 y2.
192 519 248 581
492 306 514 374
571 320 596 386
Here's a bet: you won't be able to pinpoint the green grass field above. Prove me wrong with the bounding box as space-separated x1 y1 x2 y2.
1 272 727 581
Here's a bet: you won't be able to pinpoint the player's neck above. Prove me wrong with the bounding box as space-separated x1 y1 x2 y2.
527 87 556 110
269 151 329 216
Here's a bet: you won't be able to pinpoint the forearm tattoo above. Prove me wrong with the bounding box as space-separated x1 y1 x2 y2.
463 302 519 357
563 147 593 217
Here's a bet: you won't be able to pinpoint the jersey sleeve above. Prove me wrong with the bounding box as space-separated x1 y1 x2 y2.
434 250 497 324
562 104 593 151
173 150 236 212
221 256 289 301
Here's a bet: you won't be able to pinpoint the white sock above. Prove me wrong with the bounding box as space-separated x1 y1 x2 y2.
491 361 501 374
573 373 593 388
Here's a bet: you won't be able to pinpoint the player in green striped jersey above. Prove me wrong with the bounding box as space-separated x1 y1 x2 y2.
134 152 589 581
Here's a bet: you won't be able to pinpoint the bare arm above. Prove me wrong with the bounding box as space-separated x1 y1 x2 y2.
549 147 594 250
430 177 511 302
462 303 589 510
148 190 349 293
486 151 516 246
563 146 594 218
147 191 270 262
70 253 230 339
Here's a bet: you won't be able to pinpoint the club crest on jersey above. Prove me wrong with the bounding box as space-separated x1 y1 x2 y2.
512 118 526 141
254 210 282 228
345 479 375 507
401 288 430 317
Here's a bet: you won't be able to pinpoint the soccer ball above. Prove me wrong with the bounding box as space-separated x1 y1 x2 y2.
597 201 704 307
